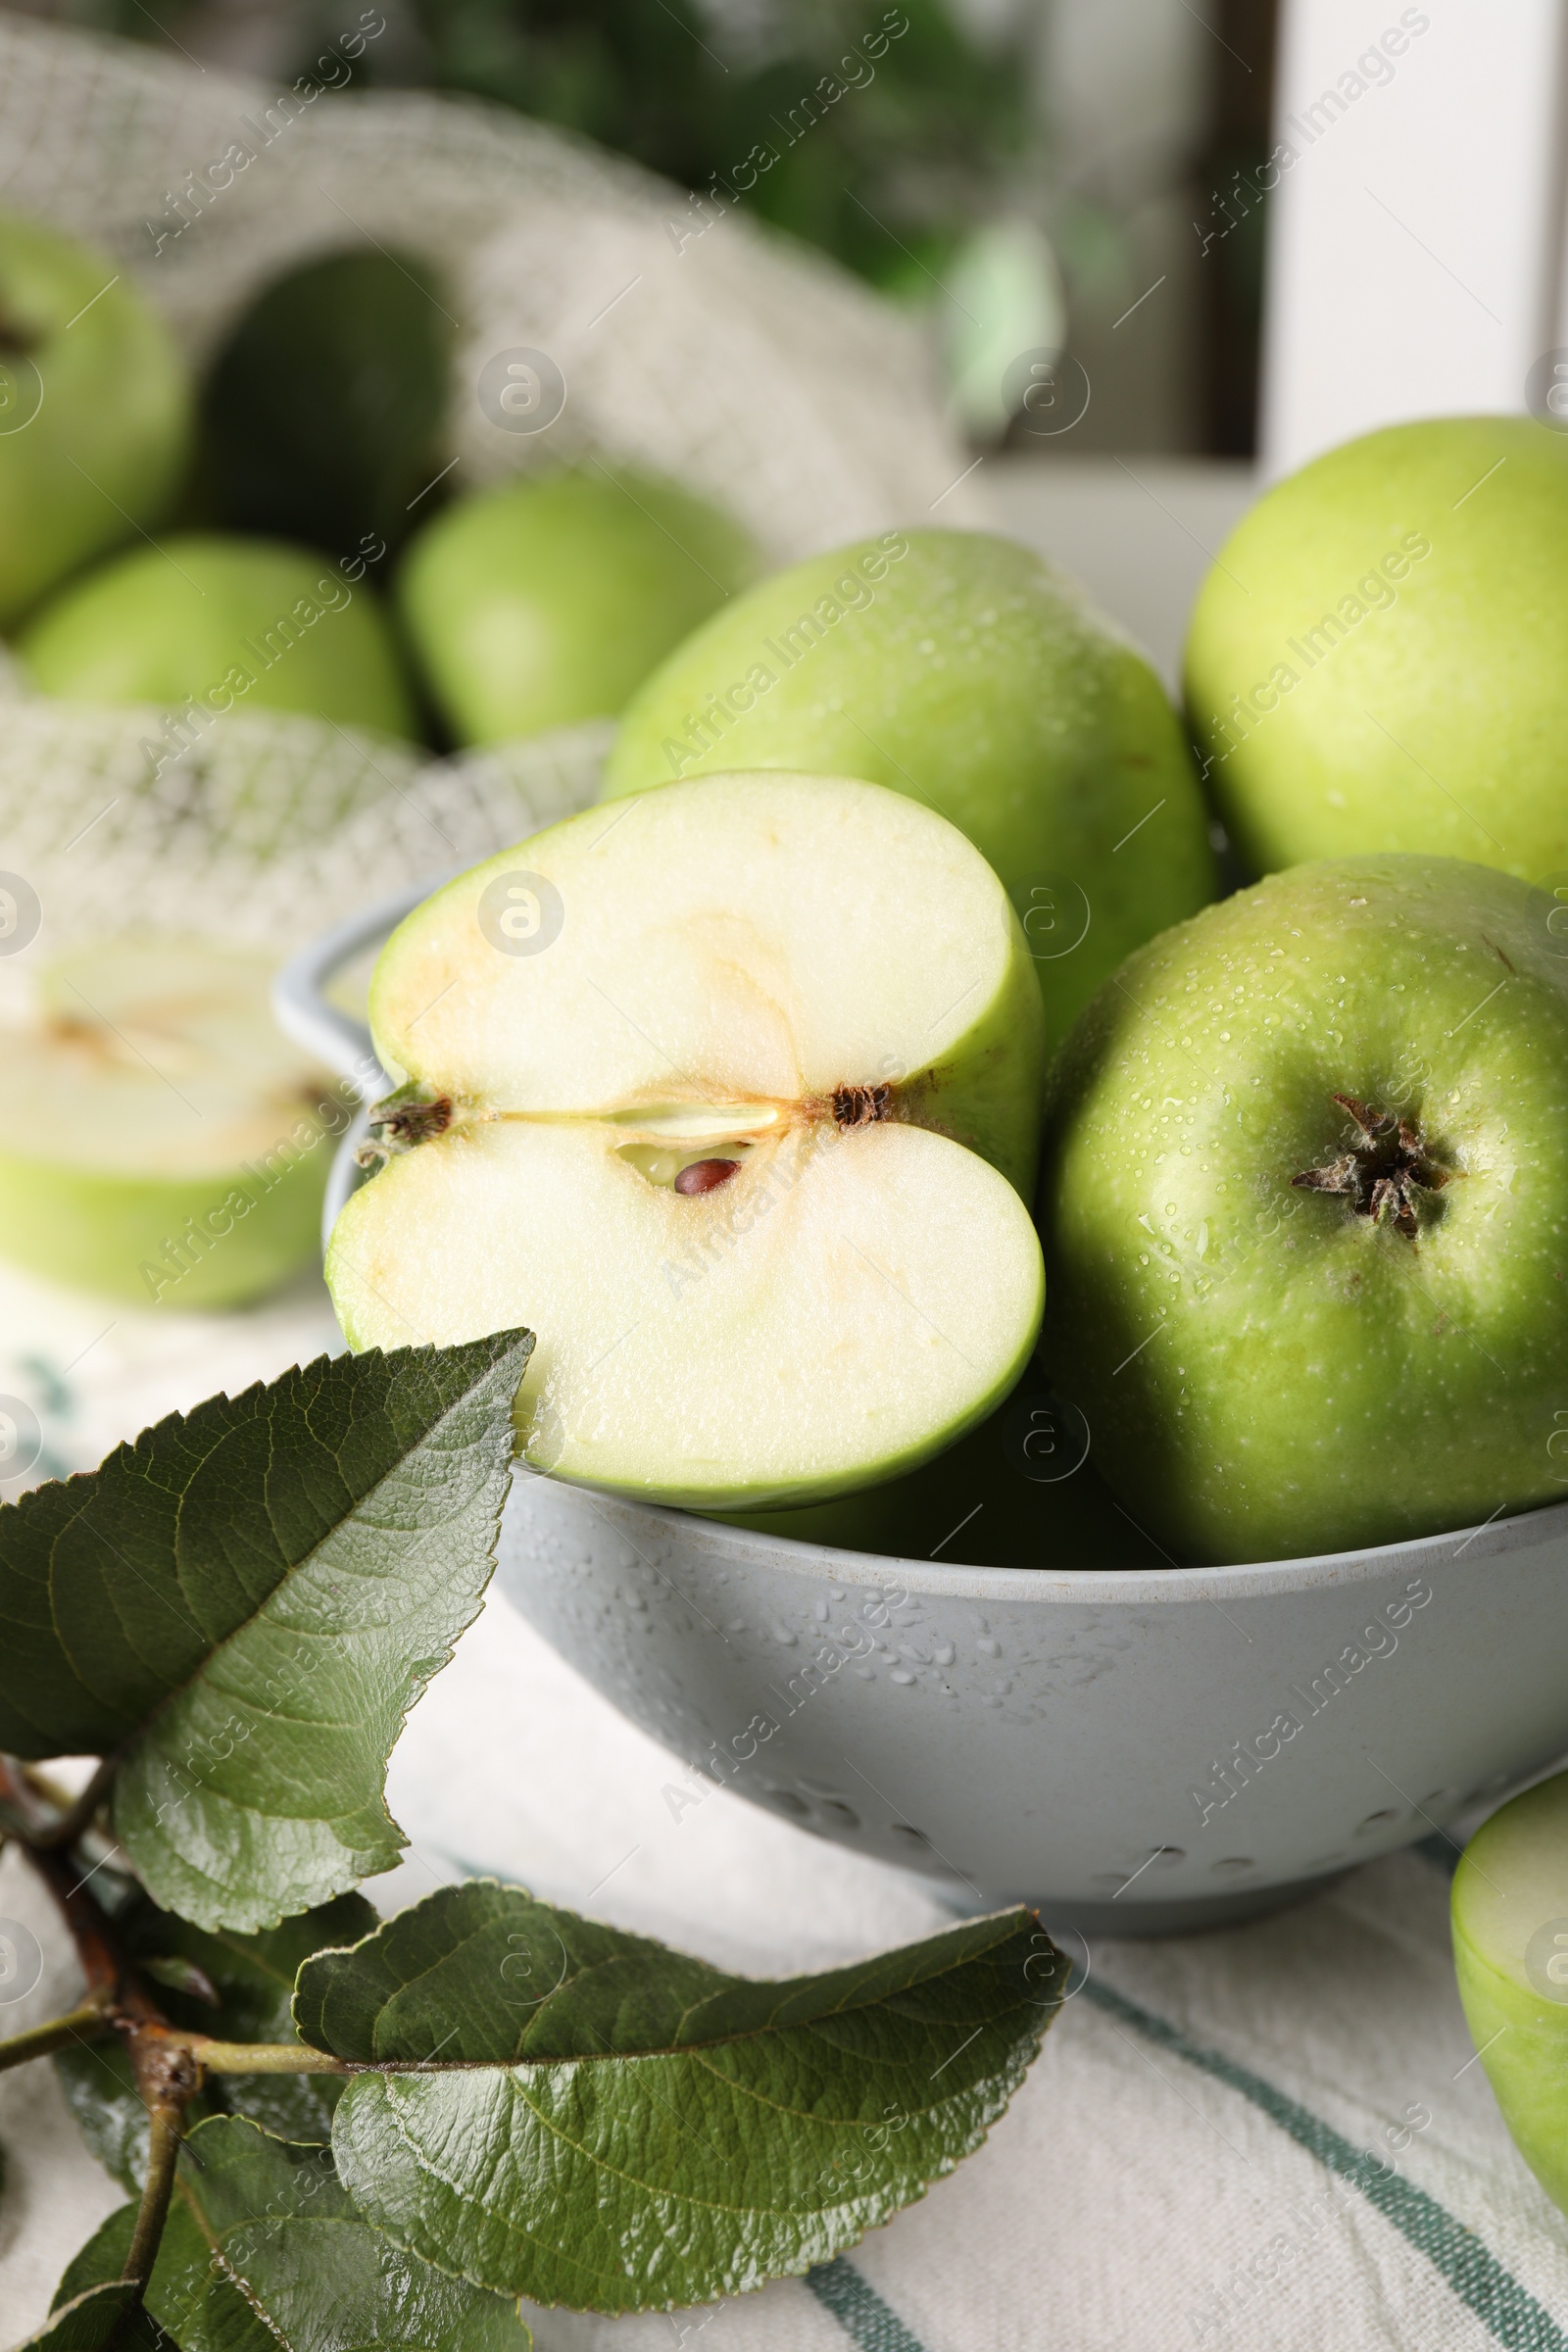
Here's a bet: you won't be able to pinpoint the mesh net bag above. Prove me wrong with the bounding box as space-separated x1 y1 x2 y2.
0 13 983 970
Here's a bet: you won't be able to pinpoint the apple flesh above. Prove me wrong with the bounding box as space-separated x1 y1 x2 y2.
326 771 1047 1507
0 211 191 627
0 939 343 1307
396 468 760 745
1452 1772 1568 2217
600 528 1217 1044
18 532 417 740
1038 856 1568 1565
1185 416 1568 881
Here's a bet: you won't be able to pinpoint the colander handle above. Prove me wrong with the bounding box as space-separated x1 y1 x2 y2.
270 875 454 1253
270 877 448 1095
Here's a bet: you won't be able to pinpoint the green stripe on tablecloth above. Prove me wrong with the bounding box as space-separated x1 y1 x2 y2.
806 2258 929 2349
1086 1979 1567 2352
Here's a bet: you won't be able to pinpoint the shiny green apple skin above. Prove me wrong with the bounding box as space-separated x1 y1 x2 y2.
19 533 417 738
1038 856 1568 1566
1185 416 1568 881
601 528 1217 1043
0 212 191 627
397 468 760 744
1452 1773 1568 2217
717 1386 1172 1570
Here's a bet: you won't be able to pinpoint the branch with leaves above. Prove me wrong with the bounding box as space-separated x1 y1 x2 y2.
0 1337 1066 2347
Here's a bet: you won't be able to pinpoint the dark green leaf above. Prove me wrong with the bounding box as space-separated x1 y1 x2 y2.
55 1888 377 2187
51 2038 165 2199
55 2119 530 2351
20 2280 171 2351
0 1335 531 1931
301 1883 1065 2313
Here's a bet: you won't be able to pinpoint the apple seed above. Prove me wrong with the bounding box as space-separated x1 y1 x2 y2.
674 1158 740 1195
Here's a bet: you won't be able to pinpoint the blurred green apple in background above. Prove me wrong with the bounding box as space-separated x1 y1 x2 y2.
201 247 452 564
1452 1772 1568 2218
1185 416 1568 882
602 528 1216 1044
397 467 760 744
1039 855 1568 1565
0 939 344 1307
0 212 190 627
18 532 417 739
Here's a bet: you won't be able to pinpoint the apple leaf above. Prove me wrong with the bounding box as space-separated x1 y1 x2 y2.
55 1886 377 2187
16 2283 172 2352
0 1334 532 1932
303 1882 1065 2313
51 2116 531 2351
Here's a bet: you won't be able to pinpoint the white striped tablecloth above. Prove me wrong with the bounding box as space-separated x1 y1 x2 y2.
2 1266 1566 2349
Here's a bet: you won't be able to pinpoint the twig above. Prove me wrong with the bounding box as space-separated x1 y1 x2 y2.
0 1999 113 2073
122 2092 187 2290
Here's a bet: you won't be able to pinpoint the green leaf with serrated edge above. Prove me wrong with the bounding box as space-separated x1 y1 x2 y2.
53 2119 531 2352
17 2280 172 2352
55 1888 376 2187
299 1882 1065 2314
0 1334 531 1931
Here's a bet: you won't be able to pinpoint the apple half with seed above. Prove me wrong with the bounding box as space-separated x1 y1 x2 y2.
0 939 343 1306
326 771 1047 1506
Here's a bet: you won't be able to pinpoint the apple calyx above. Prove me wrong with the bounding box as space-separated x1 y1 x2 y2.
833 1082 895 1127
357 1086 453 1167
1291 1092 1450 1241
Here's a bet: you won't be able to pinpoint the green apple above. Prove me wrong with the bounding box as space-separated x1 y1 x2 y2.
201 247 452 563
0 211 191 626
719 1384 1173 1569
1038 855 1568 1565
326 770 1046 1506
396 468 760 744
0 938 345 1307
600 528 1217 1043
18 532 417 739
1452 1771 1568 2216
1185 416 1568 881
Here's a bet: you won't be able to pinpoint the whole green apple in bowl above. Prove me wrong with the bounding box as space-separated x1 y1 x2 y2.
601 528 1218 1045
18 532 417 739
0 211 191 627
1185 416 1568 882
1038 855 1568 1566
396 467 760 745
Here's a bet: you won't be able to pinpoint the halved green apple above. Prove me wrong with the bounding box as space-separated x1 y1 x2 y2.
0 939 344 1307
1451 1771 1568 2214
326 771 1047 1507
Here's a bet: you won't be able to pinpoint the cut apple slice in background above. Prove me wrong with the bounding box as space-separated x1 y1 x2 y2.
0 938 343 1307
326 771 1048 1508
